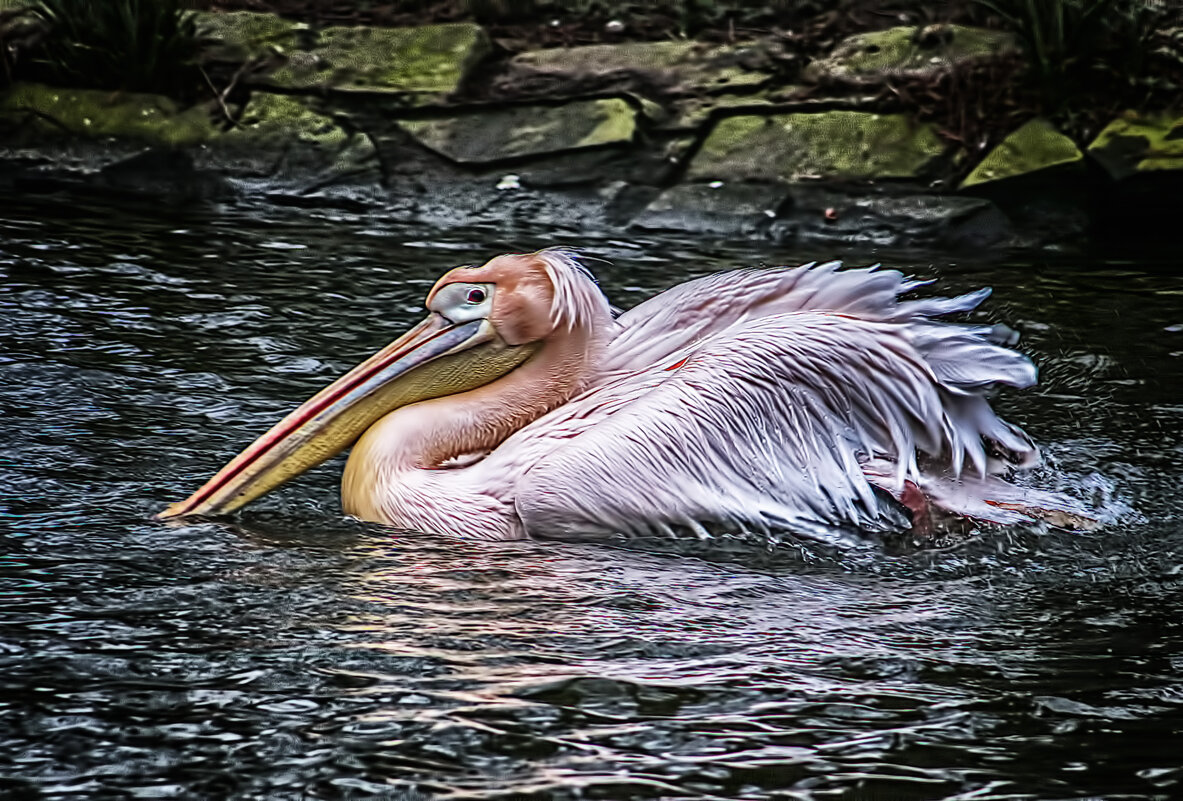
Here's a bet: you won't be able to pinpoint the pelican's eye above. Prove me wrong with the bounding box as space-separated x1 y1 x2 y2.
428 281 494 324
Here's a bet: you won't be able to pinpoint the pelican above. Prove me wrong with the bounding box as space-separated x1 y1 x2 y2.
159 249 1086 541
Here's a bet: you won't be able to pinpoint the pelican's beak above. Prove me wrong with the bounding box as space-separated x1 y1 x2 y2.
158 314 535 520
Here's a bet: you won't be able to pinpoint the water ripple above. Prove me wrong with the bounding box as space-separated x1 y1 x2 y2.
0 198 1180 798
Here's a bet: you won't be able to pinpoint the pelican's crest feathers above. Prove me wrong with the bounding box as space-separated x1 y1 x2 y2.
533 248 613 333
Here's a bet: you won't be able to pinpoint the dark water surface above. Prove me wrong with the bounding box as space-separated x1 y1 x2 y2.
2 198 1181 800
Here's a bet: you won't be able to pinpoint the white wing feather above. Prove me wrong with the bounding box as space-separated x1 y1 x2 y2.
603 261 998 374
463 262 1051 540
608 261 1039 475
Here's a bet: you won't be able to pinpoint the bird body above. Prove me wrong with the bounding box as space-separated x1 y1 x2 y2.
161 250 1084 541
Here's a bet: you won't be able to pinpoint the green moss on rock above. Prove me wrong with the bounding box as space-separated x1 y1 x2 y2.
688 111 946 182
215 92 376 176
961 118 1082 189
264 23 490 100
191 10 307 63
656 91 782 132
805 25 1016 83
397 98 636 164
506 40 770 97
0 82 214 147
1088 113 1183 180
225 93 345 148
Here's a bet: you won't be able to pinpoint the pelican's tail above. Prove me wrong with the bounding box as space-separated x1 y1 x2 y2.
864 462 1098 532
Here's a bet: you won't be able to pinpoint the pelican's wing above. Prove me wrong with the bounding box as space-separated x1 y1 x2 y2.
490 302 1040 542
603 262 989 375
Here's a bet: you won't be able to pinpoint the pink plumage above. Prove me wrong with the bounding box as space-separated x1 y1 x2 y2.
336 250 1086 540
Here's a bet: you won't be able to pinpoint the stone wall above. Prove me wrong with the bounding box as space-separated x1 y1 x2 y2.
1 9 1180 249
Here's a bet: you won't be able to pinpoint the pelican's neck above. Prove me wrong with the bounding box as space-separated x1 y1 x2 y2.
341 324 607 537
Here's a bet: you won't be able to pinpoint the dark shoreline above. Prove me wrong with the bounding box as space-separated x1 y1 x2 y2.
1 2 1180 251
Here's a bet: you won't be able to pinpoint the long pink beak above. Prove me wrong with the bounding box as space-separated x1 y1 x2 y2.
158 314 498 520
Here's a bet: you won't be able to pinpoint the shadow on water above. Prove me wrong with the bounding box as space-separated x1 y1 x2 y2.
1 196 1182 799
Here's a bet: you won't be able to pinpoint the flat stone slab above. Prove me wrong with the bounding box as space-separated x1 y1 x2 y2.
1088 112 1183 181
260 22 489 101
961 118 1082 189
0 82 214 148
632 182 790 236
688 111 946 183
497 40 772 100
652 91 781 132
192 10 307 64
397 98 636 164
805 24 1017 83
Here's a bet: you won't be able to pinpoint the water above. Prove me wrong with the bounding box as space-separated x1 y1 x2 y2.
2 196 1181 799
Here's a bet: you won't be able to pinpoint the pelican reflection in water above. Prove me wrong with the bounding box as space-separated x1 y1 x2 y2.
160 250 1086 541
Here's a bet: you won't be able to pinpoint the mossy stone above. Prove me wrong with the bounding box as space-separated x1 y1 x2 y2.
1088 112 1183 181
264 23 490 100
397 98 636 164
223 93 345 149
688 111 946 182
960 118 1082 189
507 40 770 97
0 82 214 147
657 91 782 131
191 10 307 63
215 92 376 175
517 40 700 71
805 25 1016 83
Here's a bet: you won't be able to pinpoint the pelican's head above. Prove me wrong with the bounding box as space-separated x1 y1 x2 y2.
158 249 608 520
